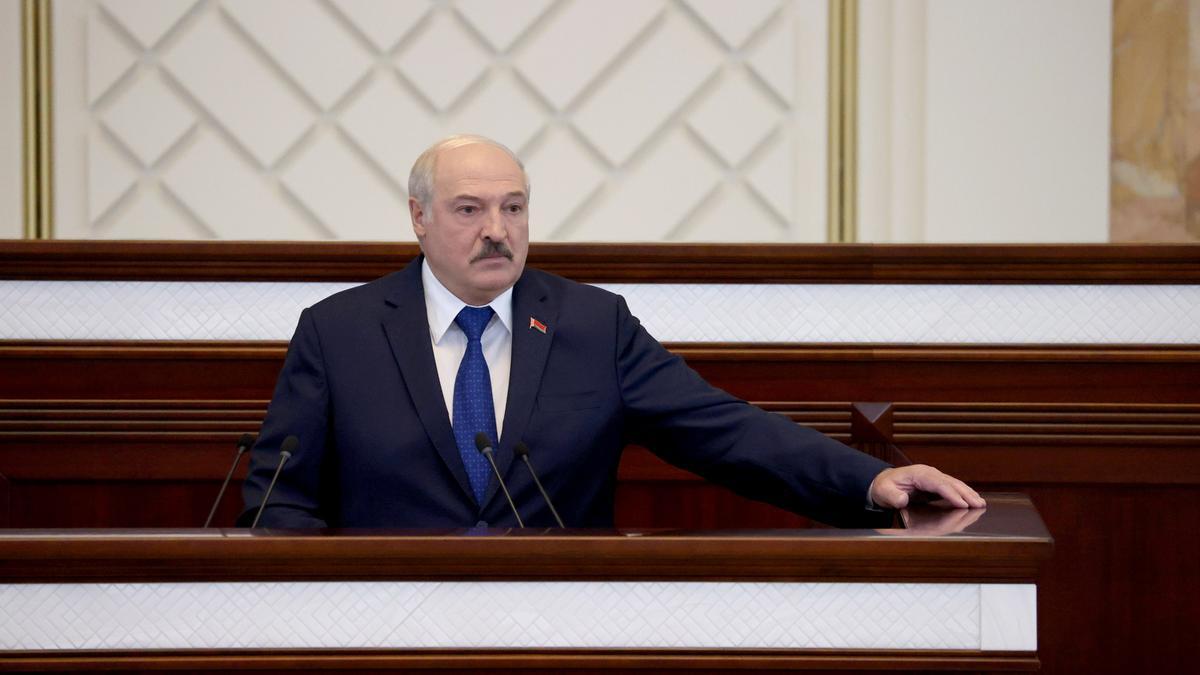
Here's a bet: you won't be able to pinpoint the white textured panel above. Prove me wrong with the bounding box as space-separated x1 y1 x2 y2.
980 584 1037 651
55 1 829 242
87 134 139 223
685 0 781 48
222 0 372 111
687 70 779 167
395 11 490 111
746 18 794 104
2 282 1199 344
280 130 412 240
568 131 720 241
746 134 792 221
513 0 664 111
99 183 199 239
100 71 196 167
162 130 319 240
0 581 991 650
573 11 721 167
0 0 18 239
523 128 607 237
682 184 785 242
0 281 353 340
604 284 1200 343
100 0 196 49
327 0 431 53
339 71 439 187
451 70 546 153
455 0 555 53
87 10 138 104
162 8 313 167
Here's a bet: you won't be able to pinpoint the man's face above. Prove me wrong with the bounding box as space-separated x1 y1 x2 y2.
410 143 529 305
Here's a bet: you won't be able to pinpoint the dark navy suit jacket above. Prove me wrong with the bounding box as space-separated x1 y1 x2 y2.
239 257 890 528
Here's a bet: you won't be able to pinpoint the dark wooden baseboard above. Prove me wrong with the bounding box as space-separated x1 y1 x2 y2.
2 240 1198 282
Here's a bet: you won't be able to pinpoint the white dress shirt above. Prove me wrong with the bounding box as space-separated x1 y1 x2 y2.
422 259 513 439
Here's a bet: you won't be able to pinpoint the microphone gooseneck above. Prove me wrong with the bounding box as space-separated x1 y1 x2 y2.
474 432 524 527
204 433 256 528
250 435 298 529
514 442 565 528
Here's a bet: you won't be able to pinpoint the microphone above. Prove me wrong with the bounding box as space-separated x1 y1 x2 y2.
204 433 256 528
250 435 298 529
474 432 524 527
514 442 564 528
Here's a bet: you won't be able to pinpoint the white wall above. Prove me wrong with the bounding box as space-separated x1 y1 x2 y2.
858 0 1111 243
50 0 829 242
0 0 22 238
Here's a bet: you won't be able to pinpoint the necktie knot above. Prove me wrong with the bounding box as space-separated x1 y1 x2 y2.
455 306 494 342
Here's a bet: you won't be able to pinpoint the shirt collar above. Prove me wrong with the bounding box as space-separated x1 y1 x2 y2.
422 258 513 344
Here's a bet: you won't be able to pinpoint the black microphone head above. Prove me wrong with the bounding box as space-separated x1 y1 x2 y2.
280 435 299 456
514 442 530 458
474 432 492 453
237 433 256 451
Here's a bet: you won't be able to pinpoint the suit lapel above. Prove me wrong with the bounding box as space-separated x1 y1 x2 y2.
487 271 559 507
381 259 476 505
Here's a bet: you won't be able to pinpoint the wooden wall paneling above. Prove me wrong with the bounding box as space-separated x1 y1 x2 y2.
1 241 1198 283
1 340 1198 675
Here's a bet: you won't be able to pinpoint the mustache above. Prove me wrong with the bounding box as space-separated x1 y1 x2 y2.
471 240 514 262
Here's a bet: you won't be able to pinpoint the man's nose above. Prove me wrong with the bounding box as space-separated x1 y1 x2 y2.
481 207 507 240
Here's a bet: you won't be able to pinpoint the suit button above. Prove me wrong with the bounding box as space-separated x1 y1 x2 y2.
475 520 488 528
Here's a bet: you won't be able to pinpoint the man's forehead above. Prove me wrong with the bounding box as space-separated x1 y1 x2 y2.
435 144 523 180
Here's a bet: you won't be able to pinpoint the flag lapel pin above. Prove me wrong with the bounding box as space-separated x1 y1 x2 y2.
529 317 548 334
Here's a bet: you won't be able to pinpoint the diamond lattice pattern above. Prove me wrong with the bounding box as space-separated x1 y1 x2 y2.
0 581 982 650
67 0 821 242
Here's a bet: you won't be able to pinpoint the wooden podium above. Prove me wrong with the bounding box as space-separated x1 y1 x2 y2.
0 493 1051 673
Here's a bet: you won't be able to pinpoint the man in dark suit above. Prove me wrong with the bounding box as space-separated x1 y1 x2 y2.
240 135 983 528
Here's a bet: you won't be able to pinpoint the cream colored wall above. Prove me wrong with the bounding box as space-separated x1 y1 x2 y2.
50 0 829 242
1 0 22 238
857 0 1112 243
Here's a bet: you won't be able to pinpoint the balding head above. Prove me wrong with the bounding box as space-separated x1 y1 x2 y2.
408 135 529 214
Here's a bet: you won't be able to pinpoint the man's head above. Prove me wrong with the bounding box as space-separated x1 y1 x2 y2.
408 135 530 306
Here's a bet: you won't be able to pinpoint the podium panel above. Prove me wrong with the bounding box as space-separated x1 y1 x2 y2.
0 494 1050 673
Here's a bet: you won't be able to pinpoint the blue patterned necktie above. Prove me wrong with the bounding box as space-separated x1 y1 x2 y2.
452 305 498 506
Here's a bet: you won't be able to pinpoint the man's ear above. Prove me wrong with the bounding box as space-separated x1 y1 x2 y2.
409 197 427 238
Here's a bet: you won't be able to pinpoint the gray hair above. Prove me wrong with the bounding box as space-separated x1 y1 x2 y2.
408 134 530 211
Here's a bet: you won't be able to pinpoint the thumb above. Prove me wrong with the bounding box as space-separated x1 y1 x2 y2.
871 472 911 509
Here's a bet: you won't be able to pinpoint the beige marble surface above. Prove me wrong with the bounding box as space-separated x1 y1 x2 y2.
1112 0 1200 241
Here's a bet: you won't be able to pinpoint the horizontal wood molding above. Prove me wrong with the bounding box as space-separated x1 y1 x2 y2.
1 241 1198 283
0 648 1041 673
0 495 1049 583
1 341 1197 485
4 340 1200 362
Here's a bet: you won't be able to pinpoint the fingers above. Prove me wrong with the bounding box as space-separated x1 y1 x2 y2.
916 467 986 509
870 465 987 510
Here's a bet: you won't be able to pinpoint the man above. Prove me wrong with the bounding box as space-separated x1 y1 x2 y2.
240 135 983 528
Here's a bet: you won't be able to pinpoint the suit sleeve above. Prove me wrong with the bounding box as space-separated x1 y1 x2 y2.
237 308 331 528
613 296 892 527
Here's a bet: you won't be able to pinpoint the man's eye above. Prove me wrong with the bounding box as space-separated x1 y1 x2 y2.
458 205 476 215
507 204 524 213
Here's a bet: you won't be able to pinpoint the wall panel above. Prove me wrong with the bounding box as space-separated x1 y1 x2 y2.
857 0 1112 243
0 0 22 238
50 0 829 242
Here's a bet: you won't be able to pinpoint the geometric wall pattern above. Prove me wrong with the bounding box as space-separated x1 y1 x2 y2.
1 280 1198 343
0 581 1038 651
54 0 828 242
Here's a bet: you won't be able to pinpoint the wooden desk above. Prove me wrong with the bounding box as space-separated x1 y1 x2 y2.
0 493 1051 673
